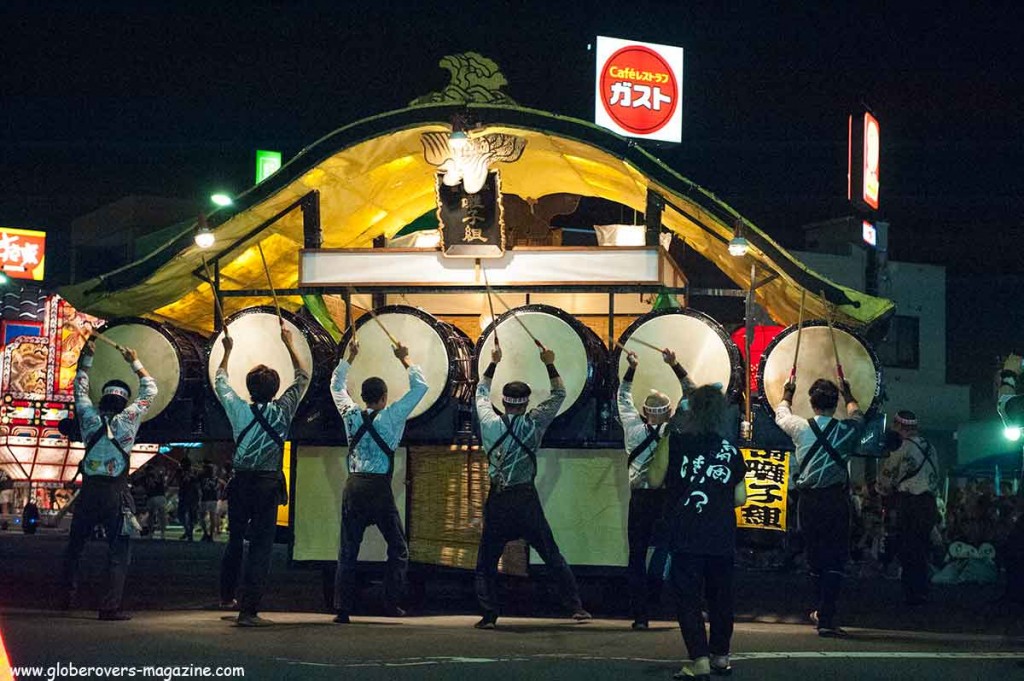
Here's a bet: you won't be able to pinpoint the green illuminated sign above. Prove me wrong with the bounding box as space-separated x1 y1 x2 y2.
255 150 282 184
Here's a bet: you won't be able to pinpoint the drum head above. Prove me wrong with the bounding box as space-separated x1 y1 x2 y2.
340 307 451 420
615 309 738 414
89 321 184 422
476 307 591 417
759 321 880 420
207 310 314 402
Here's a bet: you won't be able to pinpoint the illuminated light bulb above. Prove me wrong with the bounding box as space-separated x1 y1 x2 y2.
194 228 215 249
728 236 749 257
210 193 233 207
448 130 469 152
1004 426 1021 442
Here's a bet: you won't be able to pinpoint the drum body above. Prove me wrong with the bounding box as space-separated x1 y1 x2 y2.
89 318 207 423
758 320 881 420
612 308 742 414
338 305 474 422
206 307 335 415
475 304 608 420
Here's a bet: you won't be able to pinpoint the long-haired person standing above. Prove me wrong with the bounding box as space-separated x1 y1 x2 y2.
661 386 747 680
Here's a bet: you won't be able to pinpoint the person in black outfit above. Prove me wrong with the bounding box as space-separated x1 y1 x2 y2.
177 457 201 541
199 463 221 542
663 385 747 680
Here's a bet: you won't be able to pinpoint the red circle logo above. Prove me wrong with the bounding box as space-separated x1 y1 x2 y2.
599 45 678 135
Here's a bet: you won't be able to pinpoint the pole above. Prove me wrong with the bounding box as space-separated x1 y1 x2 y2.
822 290 846 383
200 254 229 338
481 264 499 346
789 289 806 384
256 242 282 322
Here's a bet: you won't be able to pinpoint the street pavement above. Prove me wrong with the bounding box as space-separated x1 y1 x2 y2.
2 532 1023 680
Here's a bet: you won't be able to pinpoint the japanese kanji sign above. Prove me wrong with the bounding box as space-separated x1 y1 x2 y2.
436 171 506 258
736 447 791 532
0 228 46 281
594 36 684 143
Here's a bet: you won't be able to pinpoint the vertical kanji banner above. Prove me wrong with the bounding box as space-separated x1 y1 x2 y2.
436 171 506 258
736 447 791 532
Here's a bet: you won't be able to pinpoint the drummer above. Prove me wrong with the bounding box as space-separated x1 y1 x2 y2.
214 325 309 627
473 344 592 629
63 336 157 621
617 347 694 630
776 377 862 637
330 338 428 623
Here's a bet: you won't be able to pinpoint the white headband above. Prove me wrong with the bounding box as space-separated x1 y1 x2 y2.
894 412 918 427
502 385 532 405
643 389 671 415
103 385 130 400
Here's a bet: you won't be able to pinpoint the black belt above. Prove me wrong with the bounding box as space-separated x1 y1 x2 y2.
490 481 533 493
349 472 391 480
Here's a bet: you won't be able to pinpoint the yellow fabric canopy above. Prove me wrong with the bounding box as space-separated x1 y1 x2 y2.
60 104 893 334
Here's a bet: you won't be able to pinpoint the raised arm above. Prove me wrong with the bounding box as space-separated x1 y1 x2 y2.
218 334 232 375
118 345 158 424
617 351 642 426
383 343 430 423
528 346 566 430
774 381 807 439
281 324 308 375
663 348 695 404
841 380 864 424
74 337 100 430
330 340 360 417
475 345 502 429
214 335 245 412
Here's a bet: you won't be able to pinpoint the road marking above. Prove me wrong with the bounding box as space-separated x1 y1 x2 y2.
275 651 1024 669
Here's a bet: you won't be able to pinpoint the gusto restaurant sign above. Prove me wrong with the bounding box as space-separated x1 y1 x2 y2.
594 36 684 143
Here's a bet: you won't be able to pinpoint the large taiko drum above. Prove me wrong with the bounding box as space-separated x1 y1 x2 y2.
613 308 742 413
338 305 473 420
88 318 207 422
475 304 608 419
758 320 882 420
206 306 335 411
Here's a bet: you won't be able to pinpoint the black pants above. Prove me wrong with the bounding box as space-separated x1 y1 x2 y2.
334 474 408 614
669 552 735 660
797 485 850 629
220 472 279 616
178 498 199 539
627 487 668 622
896 493 936 602
475 484 583 616
62 477 132 612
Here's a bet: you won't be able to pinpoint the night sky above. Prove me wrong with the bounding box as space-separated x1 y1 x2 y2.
1 1 1022 410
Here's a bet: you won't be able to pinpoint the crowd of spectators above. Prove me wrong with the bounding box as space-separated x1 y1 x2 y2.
130 456 233 542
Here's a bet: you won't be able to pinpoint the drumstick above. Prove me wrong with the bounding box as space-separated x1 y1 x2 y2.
821 290 846 383
256 242 282 322
347 288 400 348
200 253 229 339
63 322 123 353
611 336 663 353
789 289 806 384
480 266 499 346
488 286 544 350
